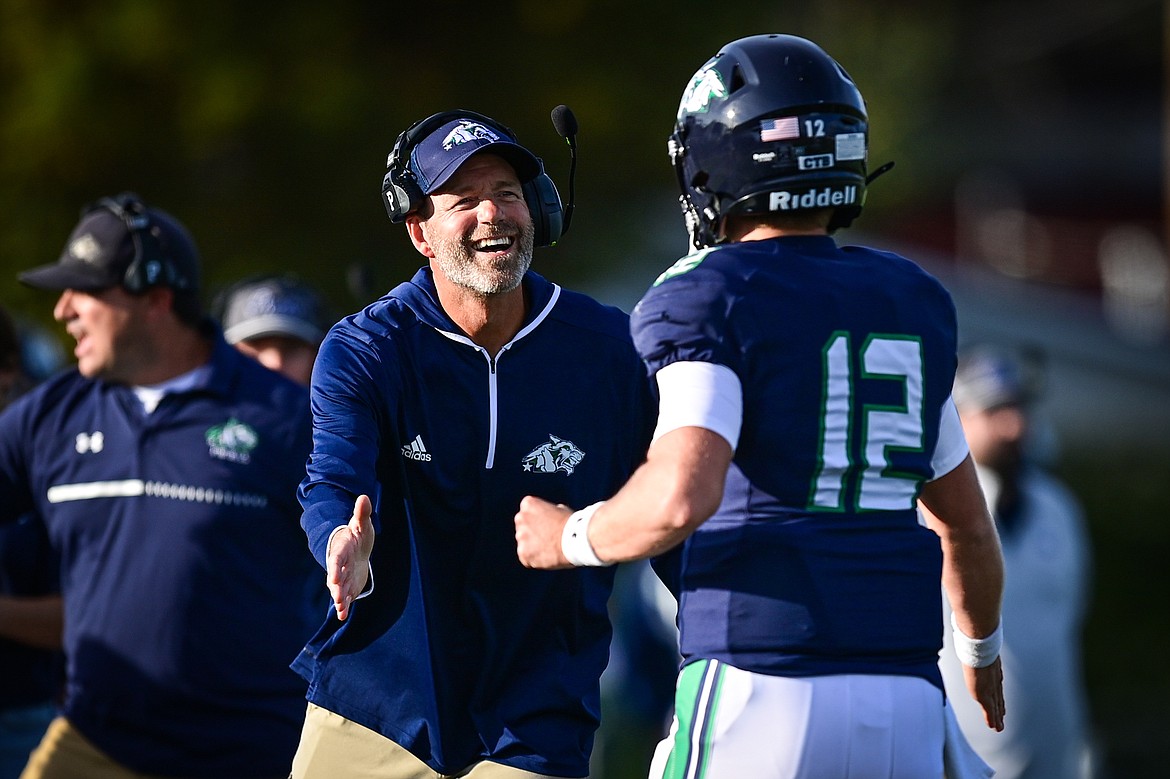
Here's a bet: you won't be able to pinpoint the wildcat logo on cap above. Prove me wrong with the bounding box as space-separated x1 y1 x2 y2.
69 234 103 264
442 121 500 151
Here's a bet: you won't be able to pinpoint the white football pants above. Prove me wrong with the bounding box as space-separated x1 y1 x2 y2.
648 660 948 779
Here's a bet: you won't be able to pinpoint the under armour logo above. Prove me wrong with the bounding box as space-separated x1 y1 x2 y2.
75 431 105 454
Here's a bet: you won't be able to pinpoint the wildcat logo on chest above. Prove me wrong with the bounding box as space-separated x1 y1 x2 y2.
521 435 585 475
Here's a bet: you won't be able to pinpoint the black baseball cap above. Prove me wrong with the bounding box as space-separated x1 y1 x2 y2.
410 117 541 194
19 194 200 293
218 276 329 347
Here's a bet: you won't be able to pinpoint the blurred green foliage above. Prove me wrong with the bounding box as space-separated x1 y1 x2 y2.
0 0 974 325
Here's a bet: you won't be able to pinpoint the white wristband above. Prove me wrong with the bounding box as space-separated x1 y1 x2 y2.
561 501 612 567
951 612 1003 668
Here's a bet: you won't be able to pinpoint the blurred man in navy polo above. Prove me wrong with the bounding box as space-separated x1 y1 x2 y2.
3 194 320 779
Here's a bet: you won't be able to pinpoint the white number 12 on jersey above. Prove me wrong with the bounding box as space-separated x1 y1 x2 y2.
809 332 925 511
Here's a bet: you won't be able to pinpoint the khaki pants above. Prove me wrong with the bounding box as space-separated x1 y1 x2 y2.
20 716 189 779
290 703 567 779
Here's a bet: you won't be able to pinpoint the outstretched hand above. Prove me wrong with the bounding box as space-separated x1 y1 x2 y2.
514 495 573 569
326 494 375 621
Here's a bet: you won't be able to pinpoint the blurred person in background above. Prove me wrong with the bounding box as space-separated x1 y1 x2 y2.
934 345 1096 778
0 308 35 403
0 307 62 779
213 275 332 387
2 193 320 779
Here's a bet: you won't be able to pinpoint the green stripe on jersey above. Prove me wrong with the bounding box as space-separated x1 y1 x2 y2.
663 659 726 779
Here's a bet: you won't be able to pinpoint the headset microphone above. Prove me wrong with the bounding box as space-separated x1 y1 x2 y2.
550 105 578 236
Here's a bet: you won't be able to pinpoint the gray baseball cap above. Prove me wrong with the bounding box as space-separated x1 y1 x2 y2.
953 345 1041 411
219 276 330 346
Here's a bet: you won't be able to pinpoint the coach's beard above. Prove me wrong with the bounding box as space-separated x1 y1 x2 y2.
433 219 535 297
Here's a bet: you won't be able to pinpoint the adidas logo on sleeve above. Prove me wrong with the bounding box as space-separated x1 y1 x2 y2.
401 435 432 462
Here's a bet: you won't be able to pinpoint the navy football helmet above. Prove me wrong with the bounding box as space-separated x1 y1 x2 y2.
670 34 876 249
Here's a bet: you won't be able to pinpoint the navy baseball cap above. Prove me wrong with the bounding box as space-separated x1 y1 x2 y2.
19 196 200 293
219 276 330 347
410 117 541 194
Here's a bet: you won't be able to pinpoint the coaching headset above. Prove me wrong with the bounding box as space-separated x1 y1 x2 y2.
87 193 195 293
380 109 568 248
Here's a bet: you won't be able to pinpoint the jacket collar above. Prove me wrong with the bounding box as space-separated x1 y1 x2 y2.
394 267 559 336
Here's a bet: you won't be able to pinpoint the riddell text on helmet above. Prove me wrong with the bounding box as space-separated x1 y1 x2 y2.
769 185 857 211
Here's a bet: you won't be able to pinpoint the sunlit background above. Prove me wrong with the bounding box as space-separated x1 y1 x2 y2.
1 1 1166 775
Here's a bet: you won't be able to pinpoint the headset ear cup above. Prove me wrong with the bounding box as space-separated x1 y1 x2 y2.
382 172 404 222
122 235 170 294
100 194 173 294
382 145 411 223
382 169 425 223
524 172 563 247
123 257 169 293
382 111 480 224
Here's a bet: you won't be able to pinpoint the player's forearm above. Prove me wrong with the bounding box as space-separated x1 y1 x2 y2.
0 594 64 649
589 468 706 562
939 524 1004 638
589 428 730 563
920 456 1005 637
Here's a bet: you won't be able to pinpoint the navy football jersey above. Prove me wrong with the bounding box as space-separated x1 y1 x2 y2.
632 235 959 689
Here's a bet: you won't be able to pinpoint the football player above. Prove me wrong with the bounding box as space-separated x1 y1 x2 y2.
516 34 1006 778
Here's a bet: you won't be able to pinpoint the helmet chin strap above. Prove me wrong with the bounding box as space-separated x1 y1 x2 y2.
826 160 895 233
867 160 896 184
